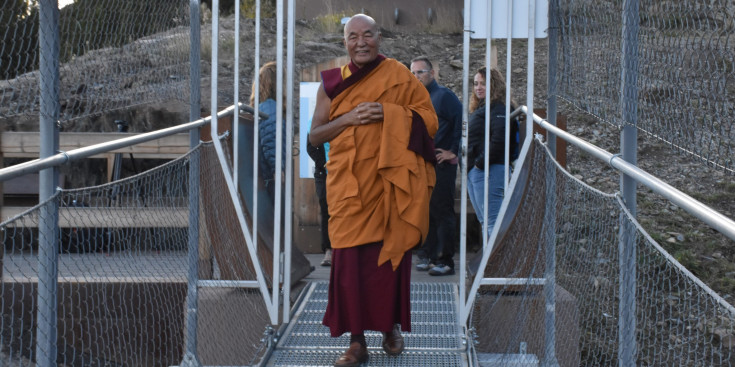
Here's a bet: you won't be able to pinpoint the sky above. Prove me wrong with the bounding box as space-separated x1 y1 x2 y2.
59 0 74 8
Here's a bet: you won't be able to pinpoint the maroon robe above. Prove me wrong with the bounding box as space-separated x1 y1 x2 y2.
323 242 412 336
320 55 431 336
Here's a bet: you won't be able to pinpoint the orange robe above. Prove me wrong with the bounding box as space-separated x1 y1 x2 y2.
325 58 438 269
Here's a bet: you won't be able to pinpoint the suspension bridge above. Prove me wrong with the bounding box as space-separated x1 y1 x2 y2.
1 1 735 366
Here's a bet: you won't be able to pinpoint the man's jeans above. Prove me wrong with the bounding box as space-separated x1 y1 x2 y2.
467 165 505 241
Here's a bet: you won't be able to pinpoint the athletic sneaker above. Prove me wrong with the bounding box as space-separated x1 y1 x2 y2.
428 264 455 276
415 257 433 271
320 249 332 267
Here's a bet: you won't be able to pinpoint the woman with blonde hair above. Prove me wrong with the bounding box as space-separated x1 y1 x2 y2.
250 61 286 188
466 67 519 237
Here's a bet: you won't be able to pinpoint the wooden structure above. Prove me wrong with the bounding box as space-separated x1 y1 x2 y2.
0 131 190 211
0 131 190 178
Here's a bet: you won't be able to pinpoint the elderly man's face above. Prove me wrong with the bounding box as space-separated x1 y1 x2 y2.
343 16 381 68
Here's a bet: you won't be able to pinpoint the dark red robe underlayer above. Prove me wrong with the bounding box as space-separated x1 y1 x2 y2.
322 241 412 337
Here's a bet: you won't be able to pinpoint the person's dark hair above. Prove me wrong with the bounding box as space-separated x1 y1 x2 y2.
469 67 509 112
410 55 433 70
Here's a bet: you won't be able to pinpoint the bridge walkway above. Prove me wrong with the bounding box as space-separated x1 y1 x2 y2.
267 280 468 367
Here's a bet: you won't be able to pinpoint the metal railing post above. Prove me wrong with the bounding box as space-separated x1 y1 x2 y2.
36 1 60 365
180 0 202 365
542 152 559 367
109 120 128 204
620 1 639 216
282 0 295 323
543 2 560 365
547 0 559 159
272 0 284 326
458 0 471 329
543 4 559 367
619 0 640 365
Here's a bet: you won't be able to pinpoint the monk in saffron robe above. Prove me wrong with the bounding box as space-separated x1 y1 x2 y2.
309 14 437 367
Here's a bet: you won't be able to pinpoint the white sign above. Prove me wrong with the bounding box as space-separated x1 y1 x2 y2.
299 82 321 178
470 0 549 39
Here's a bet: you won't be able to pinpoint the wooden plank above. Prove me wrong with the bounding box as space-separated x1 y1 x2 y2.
533 109 568 168
3 252 188 281
106 153 115 183
1 206 188 228
0 132 191 159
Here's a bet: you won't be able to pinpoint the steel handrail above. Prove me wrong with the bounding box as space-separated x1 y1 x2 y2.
519 105 735 242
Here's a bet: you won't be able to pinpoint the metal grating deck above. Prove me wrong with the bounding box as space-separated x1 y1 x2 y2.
267 281 468 366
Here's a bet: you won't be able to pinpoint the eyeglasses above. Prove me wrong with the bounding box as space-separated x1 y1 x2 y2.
412 69 431 76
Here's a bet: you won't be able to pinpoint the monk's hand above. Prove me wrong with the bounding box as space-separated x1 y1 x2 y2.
353 102 383 125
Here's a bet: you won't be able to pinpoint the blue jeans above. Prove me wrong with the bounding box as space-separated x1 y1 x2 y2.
467 165 505 239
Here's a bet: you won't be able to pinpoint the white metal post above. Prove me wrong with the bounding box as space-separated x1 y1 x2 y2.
283 0 295 323
504 0 513 190
273 0 284 326
253 0 261 268
481 0 492 250
526 0 536 146
459 0 472 327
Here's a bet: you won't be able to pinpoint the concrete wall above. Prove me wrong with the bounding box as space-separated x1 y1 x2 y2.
472 287 581 367
1 282 186 366
1 280 309 366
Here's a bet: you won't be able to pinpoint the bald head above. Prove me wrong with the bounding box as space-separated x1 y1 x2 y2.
344 14 379 38
342 14 382 68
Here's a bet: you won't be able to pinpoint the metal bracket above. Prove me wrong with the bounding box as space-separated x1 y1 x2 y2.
57 149 70 164
262 324 276 348
609 153 622 169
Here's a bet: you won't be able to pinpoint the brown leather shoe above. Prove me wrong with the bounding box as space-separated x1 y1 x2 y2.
334 342 369 366
381 324 405 356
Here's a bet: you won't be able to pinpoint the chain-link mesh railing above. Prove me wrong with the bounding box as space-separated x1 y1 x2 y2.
0 0 191 125
554 0 735 173
471 139 735 366
0 139 274 366
192 138 275 366
199 138 274 287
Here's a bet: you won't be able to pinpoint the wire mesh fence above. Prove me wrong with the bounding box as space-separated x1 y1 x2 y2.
0 140 273 366
554 0 735 173
0 0 191 125
471 139 735 366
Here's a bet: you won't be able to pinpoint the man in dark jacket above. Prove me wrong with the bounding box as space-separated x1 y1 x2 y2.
410 56 462 276
306 135 332 266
